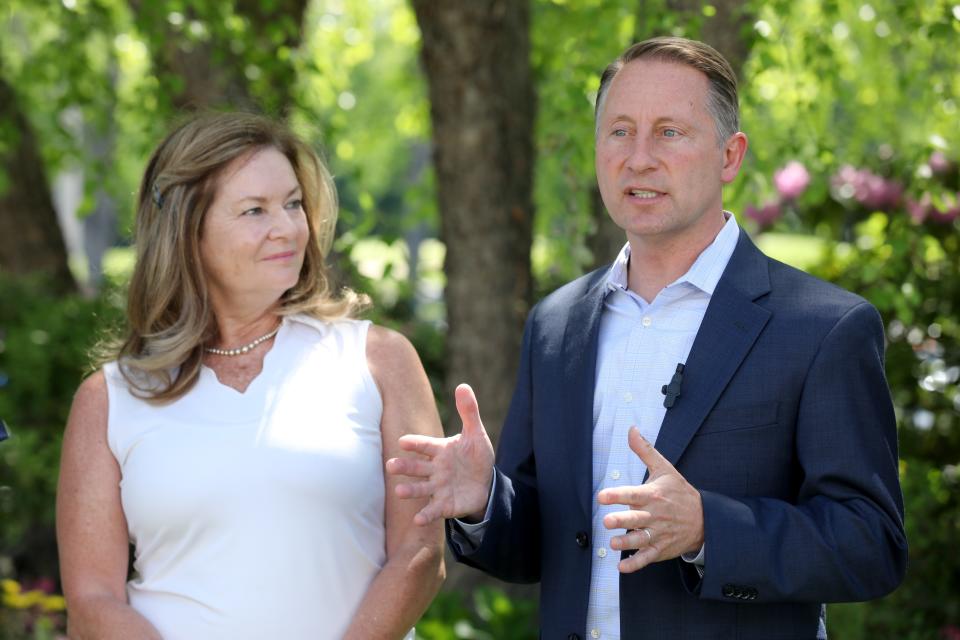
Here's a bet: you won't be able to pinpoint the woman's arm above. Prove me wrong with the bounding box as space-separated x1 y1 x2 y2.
56 371 162 639
341 326 445 639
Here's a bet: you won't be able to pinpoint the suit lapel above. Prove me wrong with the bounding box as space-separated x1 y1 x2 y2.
559 275 608 522
653 233 773 470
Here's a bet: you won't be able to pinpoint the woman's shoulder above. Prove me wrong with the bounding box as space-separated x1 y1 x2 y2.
75 369 108 407
365 325 417 366
364 325 423 391
66 369 109 440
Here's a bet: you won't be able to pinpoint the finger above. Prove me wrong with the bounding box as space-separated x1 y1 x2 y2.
397 434 444 457
628 426 672 478
618 546 659 573
602 509 652 531
597 485 651 507
413 500 448 526
394 480 435 499
385 456 434 479
455 383 486 439
609 527 654 551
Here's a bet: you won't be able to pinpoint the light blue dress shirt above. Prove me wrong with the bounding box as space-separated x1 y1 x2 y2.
585 214 738 639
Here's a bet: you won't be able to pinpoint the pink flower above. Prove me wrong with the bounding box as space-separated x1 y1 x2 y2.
906 192 960 224
940 624 960 640
744 202 782 228
928 151 952 175
23 577 57 595
906 194 932 223
928 193 960 224
773 161 811 200
831 165 902 211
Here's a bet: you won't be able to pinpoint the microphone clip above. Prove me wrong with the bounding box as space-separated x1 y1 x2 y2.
661 363 685 409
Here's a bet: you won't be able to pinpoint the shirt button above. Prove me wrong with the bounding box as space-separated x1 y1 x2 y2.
610 470 621 480
623 392 633 403
597 547 607 558
642 316 652 327
591 630 601 638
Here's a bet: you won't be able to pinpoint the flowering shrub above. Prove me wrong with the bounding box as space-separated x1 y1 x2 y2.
0 579 66 639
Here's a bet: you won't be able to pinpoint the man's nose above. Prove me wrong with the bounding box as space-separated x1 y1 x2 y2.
625 135 659 173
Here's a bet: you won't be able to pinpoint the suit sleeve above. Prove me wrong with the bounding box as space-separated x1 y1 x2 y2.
445 310 543 583
694 301 907 602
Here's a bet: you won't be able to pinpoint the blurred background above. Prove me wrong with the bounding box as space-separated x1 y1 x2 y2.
1 0 958 638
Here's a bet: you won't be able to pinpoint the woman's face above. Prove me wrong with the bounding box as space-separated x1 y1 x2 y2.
200 147 309 313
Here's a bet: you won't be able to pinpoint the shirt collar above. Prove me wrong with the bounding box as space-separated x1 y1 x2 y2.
604 212 740 296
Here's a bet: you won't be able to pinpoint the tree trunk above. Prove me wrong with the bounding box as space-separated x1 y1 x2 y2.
412 0 535 443
0 74 75 291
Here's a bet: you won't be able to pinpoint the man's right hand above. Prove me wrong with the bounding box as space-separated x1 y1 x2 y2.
385 383 495 526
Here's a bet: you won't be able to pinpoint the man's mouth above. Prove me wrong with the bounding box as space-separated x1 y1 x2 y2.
628 189 661 199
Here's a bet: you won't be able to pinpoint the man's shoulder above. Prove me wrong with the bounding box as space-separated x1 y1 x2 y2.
762 253 873 322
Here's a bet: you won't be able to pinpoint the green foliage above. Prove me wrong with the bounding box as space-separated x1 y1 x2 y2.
861 460 960 638
0 274 124 579
531 0 638 283
416 587 538 640
733 0 960 224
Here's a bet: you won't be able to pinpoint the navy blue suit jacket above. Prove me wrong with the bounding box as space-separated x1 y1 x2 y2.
449 232 907 639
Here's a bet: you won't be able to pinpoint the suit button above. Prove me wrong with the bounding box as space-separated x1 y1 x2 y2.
568 635 581 640
575 531 589 548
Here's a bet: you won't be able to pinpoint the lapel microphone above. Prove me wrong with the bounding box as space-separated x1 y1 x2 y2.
661 363 685 409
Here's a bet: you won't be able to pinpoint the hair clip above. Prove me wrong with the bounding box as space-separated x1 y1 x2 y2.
152 183 164 209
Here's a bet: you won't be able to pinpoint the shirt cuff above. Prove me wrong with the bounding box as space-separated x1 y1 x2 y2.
681 544 705 566
448 471 497 552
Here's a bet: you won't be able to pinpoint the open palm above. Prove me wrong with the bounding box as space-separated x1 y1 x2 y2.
386 384 495 525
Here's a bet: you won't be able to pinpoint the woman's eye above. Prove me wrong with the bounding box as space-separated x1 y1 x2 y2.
242 207 263 216
285 199 303 210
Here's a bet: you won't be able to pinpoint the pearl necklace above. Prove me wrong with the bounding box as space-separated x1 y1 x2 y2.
205 325 281 356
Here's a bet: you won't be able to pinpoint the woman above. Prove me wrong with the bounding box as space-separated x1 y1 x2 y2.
56 112 444 639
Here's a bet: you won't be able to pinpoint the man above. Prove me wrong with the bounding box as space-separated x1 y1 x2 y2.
387 37 907 639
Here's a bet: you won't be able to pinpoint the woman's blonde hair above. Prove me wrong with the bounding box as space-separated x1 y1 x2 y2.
102 111 366 402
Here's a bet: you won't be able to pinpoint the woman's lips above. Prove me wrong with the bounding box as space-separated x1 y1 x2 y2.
264 250 297 261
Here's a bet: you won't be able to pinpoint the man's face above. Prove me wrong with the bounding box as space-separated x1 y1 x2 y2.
595 58 745 247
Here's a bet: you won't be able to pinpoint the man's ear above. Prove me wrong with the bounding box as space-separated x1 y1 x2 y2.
720 132 748 184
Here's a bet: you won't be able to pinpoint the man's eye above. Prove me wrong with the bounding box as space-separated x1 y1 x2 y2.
663 128 680 138
612 129 628 137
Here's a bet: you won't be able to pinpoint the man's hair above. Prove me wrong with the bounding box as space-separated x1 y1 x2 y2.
594 36 740 145
99 111 366 403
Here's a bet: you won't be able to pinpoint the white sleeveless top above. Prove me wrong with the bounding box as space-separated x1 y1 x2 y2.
104 315 413 639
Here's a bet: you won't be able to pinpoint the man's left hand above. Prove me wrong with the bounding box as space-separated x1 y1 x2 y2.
597 426 704 573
